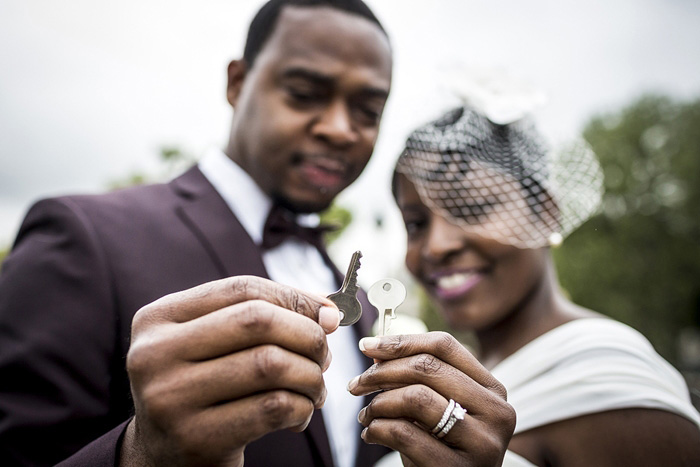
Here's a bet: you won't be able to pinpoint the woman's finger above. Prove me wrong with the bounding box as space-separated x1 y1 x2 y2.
361 418 464 466
358 384 447 432
348 353 504 418
358 332 506 399
358 385 488 450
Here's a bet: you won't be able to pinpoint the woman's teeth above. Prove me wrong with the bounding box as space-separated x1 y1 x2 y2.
437 272 475 290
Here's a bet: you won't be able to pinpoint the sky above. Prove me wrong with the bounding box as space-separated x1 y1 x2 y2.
1 0 700 284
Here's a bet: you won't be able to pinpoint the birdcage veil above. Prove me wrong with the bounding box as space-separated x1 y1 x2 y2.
396 105 604 249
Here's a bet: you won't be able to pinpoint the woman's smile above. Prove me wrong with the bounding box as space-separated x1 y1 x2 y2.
430 269 486 300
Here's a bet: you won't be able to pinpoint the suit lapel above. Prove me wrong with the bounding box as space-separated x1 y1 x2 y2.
170 166 268 279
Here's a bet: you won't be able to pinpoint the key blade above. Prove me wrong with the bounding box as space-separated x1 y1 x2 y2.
327 251 364 326
382 310 393 336
377 309 390 336
340 250 362 294
368 279 407 336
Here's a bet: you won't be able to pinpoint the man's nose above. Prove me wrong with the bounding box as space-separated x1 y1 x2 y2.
311 101 358 147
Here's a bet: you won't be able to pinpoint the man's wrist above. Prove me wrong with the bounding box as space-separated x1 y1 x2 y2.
118 418 150 467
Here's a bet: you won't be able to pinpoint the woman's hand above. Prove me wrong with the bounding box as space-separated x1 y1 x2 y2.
347 332 516 467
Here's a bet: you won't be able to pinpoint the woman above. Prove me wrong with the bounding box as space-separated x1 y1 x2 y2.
349 107 700 466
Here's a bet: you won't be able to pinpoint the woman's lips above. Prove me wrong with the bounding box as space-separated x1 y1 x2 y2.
431 270 484 300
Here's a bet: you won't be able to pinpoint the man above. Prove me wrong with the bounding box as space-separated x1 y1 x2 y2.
0 1 392 466
1 2 518 466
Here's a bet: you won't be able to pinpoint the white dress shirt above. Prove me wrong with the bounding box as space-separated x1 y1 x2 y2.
199 148 364 467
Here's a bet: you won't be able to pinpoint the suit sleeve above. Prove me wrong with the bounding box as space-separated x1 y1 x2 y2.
0 198 126 466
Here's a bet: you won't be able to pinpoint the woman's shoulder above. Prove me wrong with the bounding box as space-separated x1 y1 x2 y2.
553 315 648 340
495 317 657 372
553 317 655 351
494 317 700 434
496 316 686 395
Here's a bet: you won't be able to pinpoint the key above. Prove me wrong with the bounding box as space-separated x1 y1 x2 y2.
327 251 363 326
367 278 406 336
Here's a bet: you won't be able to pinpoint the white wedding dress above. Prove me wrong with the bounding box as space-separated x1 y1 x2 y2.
494 318 700 466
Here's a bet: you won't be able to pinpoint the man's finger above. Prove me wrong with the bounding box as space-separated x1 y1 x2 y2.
134 275 340 331
158 345 327 409
170 302 330 365
151 390 316 465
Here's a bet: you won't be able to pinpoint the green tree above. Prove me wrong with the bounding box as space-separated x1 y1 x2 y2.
555 95 700 363
320 203 353 244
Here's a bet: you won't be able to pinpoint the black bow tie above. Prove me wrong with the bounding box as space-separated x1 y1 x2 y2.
261 204 336 251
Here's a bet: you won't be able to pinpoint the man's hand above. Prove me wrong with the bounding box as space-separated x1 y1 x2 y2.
119 276 340 466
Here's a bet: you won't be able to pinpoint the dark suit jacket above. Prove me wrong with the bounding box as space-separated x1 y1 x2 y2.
0 167 390 466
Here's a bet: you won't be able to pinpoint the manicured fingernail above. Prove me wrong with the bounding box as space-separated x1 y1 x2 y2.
359 337 379 351
361 427 368 440
347 375 360 392
319 306 340 332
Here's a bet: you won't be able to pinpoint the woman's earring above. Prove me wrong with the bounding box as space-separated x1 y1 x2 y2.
548 232 563 247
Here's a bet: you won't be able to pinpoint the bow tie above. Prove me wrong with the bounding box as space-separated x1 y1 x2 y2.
261 204 336 251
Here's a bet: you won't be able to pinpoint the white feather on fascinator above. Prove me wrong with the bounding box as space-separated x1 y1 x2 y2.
439 65 548 125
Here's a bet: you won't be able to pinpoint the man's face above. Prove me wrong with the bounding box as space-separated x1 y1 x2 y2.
227 6 392 213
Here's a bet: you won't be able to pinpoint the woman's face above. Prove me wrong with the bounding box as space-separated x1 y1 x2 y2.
396 172 549 332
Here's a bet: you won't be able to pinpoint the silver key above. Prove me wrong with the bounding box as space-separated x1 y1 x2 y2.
367 278 406 336
327 251 363 326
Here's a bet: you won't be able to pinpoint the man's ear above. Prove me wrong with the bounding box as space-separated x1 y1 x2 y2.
226 59 247 107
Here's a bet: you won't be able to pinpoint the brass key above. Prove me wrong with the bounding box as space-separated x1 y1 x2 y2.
327 250 363 326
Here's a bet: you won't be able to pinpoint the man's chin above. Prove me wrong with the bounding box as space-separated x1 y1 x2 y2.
273 194 334 214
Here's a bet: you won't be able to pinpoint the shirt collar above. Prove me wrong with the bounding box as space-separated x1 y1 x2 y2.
197 148 320 245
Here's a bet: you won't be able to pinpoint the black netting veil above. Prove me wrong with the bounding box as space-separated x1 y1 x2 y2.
396 107 603 249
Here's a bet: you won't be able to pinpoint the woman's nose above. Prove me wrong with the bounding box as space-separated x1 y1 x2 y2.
421 214 466 263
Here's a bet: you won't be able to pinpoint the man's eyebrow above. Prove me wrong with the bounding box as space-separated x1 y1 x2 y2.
280 67 333 85
280 67 389 99
361 87 390 100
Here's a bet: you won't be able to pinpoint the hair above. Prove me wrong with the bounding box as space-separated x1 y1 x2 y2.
243 0 387 68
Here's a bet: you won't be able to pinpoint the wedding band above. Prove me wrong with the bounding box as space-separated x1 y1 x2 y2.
431 399 456 434
436 402 467 439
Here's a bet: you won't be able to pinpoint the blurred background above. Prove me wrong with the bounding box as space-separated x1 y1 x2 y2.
1 0 699 399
